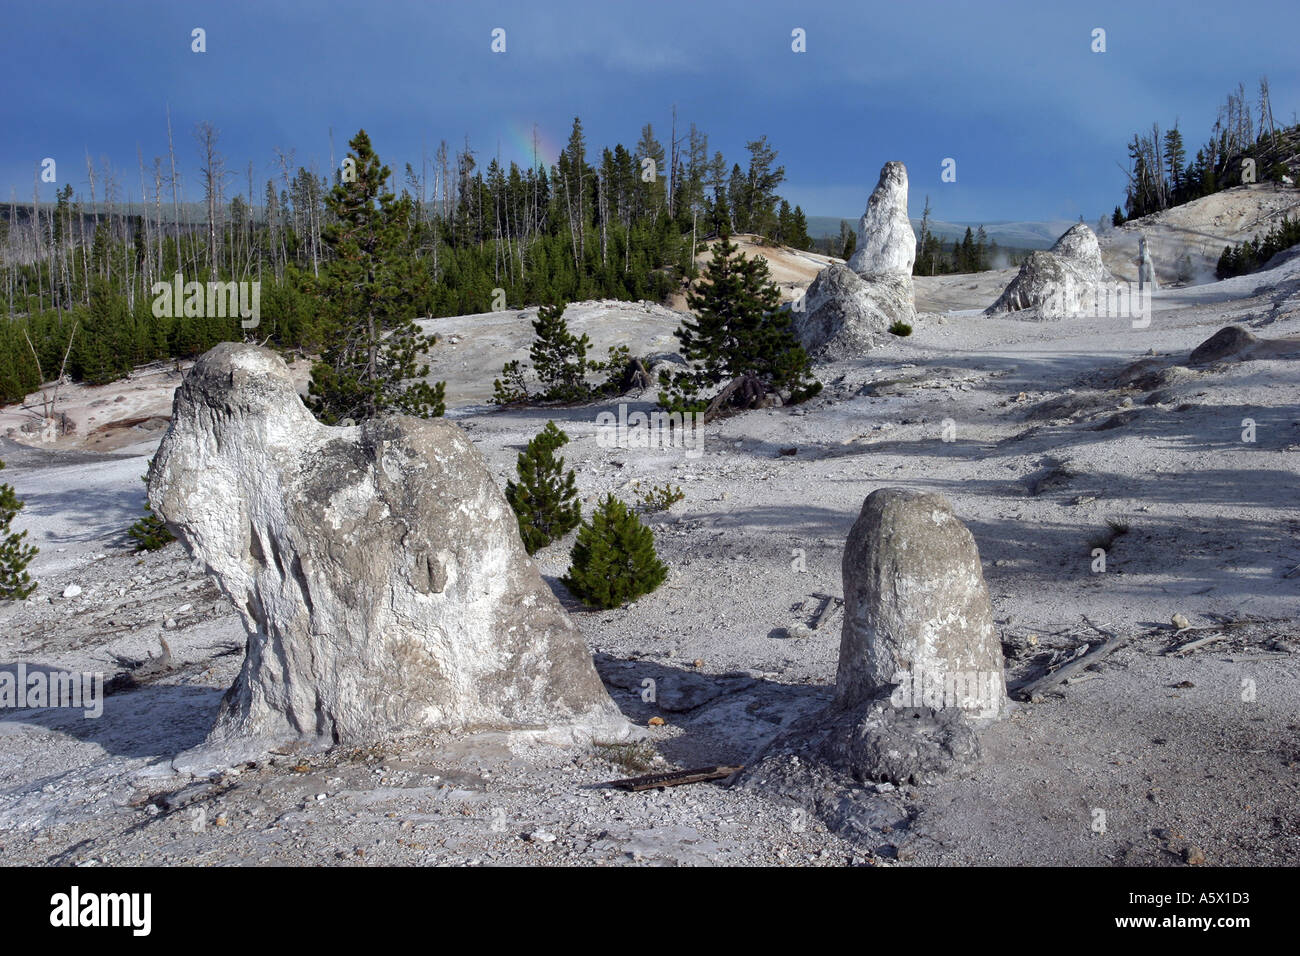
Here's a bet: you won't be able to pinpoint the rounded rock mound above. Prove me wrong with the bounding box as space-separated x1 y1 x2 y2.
985 223 1110 317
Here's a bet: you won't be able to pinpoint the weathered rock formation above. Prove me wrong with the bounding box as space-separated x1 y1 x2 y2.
836 489 1006 719
742 489 1005 800
792 162 916 358
985 223 1110 317
793 265 914 360
149 343 629 765
847 161 917 279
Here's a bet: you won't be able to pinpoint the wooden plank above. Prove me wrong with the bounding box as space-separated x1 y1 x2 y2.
607 765 744 792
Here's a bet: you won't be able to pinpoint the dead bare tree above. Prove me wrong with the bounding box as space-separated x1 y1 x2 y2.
22 322 77 429
195 121 227 278
274 147 295 273
31 167 43 313
166 106 183 282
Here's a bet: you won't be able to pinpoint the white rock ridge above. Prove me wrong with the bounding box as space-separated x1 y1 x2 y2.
148 343 630 766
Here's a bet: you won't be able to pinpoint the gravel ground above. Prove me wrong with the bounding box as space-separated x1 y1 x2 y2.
1 198 1298 867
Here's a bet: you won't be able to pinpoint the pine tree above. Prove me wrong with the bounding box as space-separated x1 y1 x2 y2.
1164 126 1187 201
776 199 793 245
791 205 812 250
492 360 529 405
634 124 666 221
0 460 37 600
529 301 593 402
505 421 581 555
838 220 856 260
960 227 976 272
659 231 820 414
308 129 445 424
726 164 746 232
127 477 175 552
75 279 131 385
741 136 786 239
562 494 667 609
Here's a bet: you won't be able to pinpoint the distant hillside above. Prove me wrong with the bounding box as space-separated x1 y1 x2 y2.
1102 182 1300 285
807 214 1076 250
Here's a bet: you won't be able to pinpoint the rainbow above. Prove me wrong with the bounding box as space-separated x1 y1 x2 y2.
500 120 561 171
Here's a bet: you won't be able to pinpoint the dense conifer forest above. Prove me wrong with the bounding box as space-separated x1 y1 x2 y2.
0 115 814 404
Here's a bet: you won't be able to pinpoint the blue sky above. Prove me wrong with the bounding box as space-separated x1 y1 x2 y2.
2 0 1296 224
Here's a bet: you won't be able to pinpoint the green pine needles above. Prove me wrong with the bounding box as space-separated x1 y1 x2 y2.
493 301 640 406
1216 216 1300 279
308 129 446 424
530 302 593 403
562 494 667 610
0 460 37 600
505 421 581 554
658 230 820 416
505 425 669 608
127 478 175 552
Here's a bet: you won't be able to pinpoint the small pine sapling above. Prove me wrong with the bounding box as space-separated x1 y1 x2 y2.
0 460 37 600
562 494 668 609
505 421 581 554
531 302 594 403
127 477 175 552
492 360 529 405
633 481 685 513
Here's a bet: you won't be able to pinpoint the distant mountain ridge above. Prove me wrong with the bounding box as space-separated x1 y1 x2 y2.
807 214 1078 250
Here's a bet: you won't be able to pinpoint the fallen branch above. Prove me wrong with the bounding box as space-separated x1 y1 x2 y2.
1163 617 1260 653
1062 672 1102 685
1168 632 1231 656
606 765 743 792
1171 619 1255 634
1010 624 1130 701
810 592 842 630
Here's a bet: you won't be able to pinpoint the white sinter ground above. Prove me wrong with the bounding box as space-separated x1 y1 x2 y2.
0 184 1297 866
